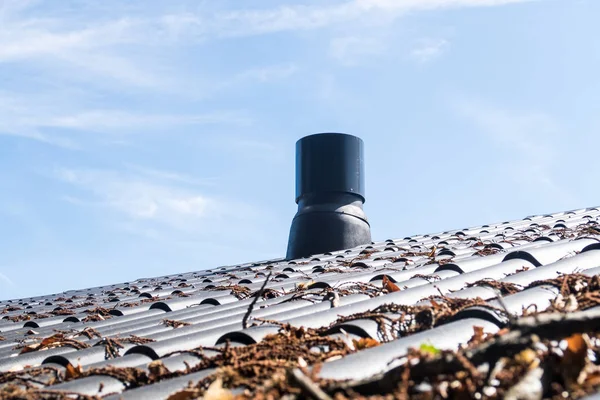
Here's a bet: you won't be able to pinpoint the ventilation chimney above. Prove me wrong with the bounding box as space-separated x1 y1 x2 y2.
286 133 372 259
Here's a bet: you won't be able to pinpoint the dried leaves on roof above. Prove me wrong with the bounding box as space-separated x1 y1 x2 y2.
3 212 600 399
17 333 90 354
163 319 192 329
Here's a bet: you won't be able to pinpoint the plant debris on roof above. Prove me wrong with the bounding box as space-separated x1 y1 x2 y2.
2 206 600 399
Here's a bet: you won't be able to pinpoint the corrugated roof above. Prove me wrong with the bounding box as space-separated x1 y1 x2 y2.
2 206 600 399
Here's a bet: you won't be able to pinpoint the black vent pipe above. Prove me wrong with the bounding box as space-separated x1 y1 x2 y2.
286 133 372 259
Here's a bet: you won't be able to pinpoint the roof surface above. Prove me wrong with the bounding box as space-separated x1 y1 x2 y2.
2 207 600 399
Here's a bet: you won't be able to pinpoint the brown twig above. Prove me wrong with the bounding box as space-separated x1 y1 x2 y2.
242 271 271 329
492 288 517 325
290 368 333 400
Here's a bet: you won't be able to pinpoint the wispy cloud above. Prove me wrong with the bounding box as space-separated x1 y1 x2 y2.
0 93 78 148
229 138 281 153
330 35 387 66
0 0 536 121
54 167 262 235
229 138 287 162
1 0 544 148
454 97 558 155
57 168 211 222
452 95 575 203
0 127 78 149
45 110 253 132
0 90 253 146
232 64 298 83
1 0 536 64
0 2 307 100
125 164 219 186
180 0 536 39
0 8 162 89
0 271 15 288
0 270 17 300
410 39 449 63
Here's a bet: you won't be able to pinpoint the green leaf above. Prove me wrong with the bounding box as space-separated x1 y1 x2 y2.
419 342 440 355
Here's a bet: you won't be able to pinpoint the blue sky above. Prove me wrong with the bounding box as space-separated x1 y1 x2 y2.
1 0 598 300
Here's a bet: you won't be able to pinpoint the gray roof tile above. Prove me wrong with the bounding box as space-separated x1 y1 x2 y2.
317 318 500 381
3 206 600 398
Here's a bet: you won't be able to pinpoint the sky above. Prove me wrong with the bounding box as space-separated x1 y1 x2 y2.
1 0 599 300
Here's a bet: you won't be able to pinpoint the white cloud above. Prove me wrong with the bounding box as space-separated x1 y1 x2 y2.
454 97 558 155
125 165 219 186
0 0 537 63
0 19 135 62
45 110 253 132
207 136 287 163
0 0 538 147
58 52 173 90
0 93 78 147
232 64 298 83
0 271 17 300
179 0 537 39
330 36 387 65
0 7 159 88
53 166 270 243
452 96 575 203
410 39 449 63
230 138 280 152
0 271 15 287
0 126 78 149
0 91 253 145
0 3 306 92
55 168 258 233
56 168 215 223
